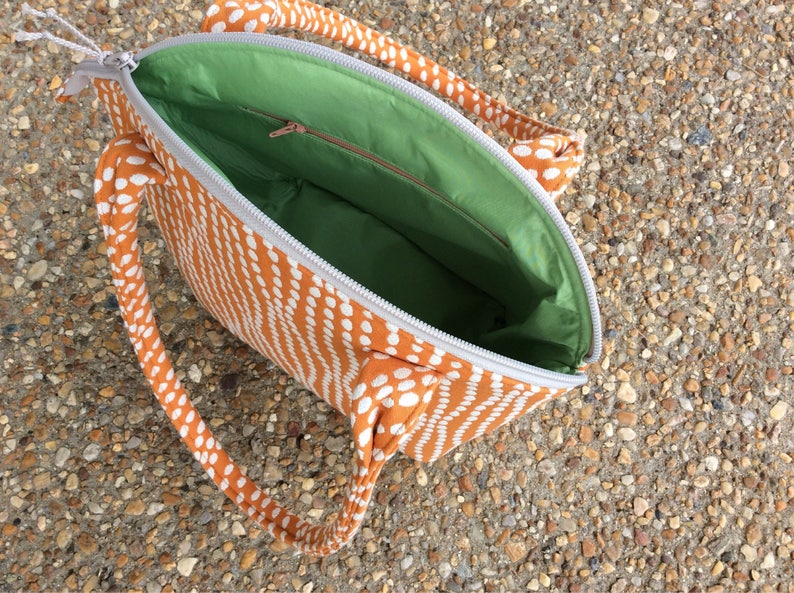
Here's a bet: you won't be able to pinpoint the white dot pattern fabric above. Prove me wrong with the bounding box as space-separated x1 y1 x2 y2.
78 0 591 556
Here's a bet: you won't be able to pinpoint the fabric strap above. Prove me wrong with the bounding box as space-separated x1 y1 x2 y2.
201 0 584 200
94 132 442 555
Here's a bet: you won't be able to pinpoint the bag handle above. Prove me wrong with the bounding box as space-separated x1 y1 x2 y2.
95 132 442 555
201 0 584 200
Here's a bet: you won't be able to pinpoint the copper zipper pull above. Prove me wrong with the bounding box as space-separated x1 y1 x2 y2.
269 122 307 138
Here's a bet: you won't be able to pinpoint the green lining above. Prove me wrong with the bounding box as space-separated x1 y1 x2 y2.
132 42 592 373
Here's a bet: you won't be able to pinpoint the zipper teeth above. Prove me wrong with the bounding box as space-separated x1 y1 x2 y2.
126 33 596 387
246 107 510 248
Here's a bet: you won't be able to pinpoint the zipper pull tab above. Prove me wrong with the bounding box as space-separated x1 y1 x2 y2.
102 51 138 72
269 122 307 138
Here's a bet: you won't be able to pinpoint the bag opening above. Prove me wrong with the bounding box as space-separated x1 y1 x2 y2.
131 41 593 374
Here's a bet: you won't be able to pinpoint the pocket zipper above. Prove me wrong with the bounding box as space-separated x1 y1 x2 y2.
269 121 307 137
243 107 509 248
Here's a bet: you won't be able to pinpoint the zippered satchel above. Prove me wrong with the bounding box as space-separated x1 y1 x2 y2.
22 0 601 555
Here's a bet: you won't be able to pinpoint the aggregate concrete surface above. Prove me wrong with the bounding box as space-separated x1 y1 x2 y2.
1 0 792 591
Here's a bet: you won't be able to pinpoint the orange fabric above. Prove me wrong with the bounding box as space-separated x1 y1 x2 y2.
201 0 584 200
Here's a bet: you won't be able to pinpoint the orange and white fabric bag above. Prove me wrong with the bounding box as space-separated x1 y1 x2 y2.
21 0 601 555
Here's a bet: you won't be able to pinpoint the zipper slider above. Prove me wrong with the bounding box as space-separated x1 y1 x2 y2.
102 51 138 72
269 122 307 138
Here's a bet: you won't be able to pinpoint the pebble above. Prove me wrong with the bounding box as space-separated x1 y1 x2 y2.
82 443 102 462
721 333 735 351
27 260 48 282
769 401 788 420
501 514 517 528
125 500 146 516
760 553 775 569
684 378 699 393
711 560 725 576
76 532 97 555
54 447 71 467
616 411 637 426
537 459 556 476
231 521 246 536
324 436 347 453
188 364 202 382
240 549 257 570
633 497 649 517
504 542 527 563
438 562 452 579
611 579 627 593
745 524 762 546
642 8 660 24
687 126 713 146
559 517 577 533
616 383 637 404
56 529 72 551
83 575 99 593
663 327 683 346
177 557 198 576
617 428 636 441
741 545 758 562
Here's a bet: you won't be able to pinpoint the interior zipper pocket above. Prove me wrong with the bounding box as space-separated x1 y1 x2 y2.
240 106 509 248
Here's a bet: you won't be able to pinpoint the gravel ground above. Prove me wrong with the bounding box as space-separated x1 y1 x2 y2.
2 0 792 591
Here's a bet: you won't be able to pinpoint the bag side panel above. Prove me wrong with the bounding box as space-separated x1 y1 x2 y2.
403 375 566 462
